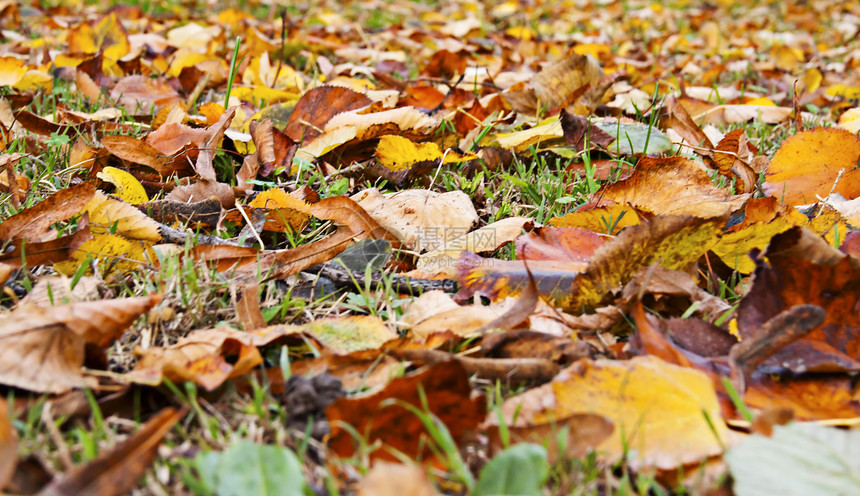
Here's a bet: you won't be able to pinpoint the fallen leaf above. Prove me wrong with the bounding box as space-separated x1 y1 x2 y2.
726 422 860 496
598 156 749 217
356 462 440 496
499 356 736 470
763 128 860 206
41 406 185 496
326 361 486 462
568 215 724 312
127 326 262 391
0 397 16 491
354 188 478 252
0 295 160 393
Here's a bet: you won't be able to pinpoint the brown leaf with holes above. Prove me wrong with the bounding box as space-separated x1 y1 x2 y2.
127 326 262 391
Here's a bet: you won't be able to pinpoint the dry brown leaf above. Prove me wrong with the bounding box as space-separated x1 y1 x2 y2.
0 397 16 491
598 156 749 217
41 407 185 496
353 188 477 252
504 54 604 116
165 180 235 209
127 326 262 391
110 75 181 113
356 462 440 496
100 134 170 176
0 295 160 393
236 283 266 331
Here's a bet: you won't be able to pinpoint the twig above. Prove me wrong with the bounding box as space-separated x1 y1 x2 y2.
158 223 242 246
235 204 265 248
305 263 457 294
392 348 560 384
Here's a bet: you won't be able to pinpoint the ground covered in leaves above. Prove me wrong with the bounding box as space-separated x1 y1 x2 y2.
1 0 860 494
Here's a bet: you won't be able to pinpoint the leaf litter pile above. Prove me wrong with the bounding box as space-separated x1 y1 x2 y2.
0 0 859 494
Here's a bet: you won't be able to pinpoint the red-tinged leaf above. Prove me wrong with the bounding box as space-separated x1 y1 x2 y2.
0 215 91 267
0 183 95 242
326 361 486 462
284 86 373 142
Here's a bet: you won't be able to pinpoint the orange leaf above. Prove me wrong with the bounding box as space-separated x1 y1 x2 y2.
764 127 860 206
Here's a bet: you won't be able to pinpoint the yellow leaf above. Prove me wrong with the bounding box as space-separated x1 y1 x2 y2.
568 215 723 312
798 68 822 94
96 167 149 204
376 135 441 171
230 86 300 105
198 102 225 126
494 117 563 152
573 44 611 59
505 25 535 41
54 234 156 276
826 84 860 100
763 128 860 206
83 191 162 241
248 188 311 232
53 54 89 68
535 356 732 470
770 45 803 72
12 70 52 91
548 204 640 235
301 316 397 353
837 108 860 134
0 57 26 87
711 218 793 274
745 97 776 106
167 52 225 78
